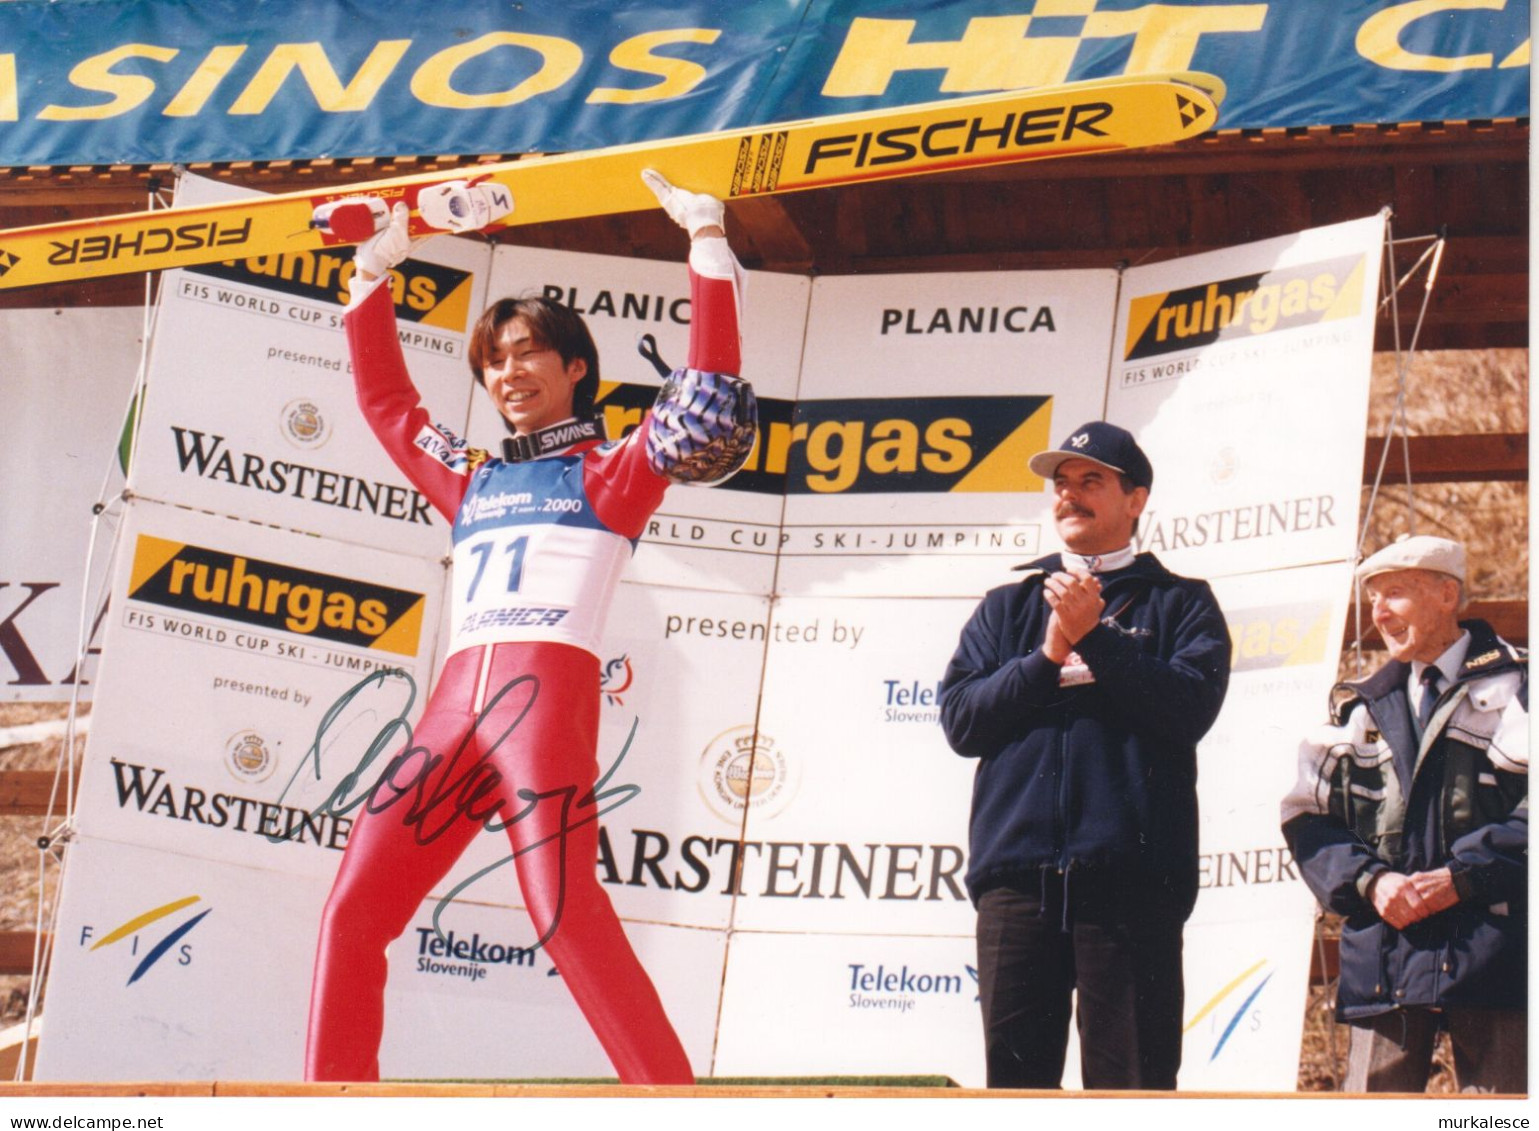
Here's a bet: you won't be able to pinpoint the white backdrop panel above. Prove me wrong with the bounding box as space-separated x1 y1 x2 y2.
732 595 977 935
715 931 982 1084
779 269 1117 598
34 835 324 1081
1 306 139 700
1175 913 1316 1092
1051 914 1315 1093
1194 562 1354 927
1112 215 1384 579
76 500 444 879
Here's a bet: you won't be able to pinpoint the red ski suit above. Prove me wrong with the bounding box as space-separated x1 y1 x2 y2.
306 258 743 1084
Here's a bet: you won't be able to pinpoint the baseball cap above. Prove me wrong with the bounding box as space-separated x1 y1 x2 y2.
1356 534 1466 585
1028 421 1153 490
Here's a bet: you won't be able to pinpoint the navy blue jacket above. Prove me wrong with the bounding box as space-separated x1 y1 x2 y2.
1281 620 1527 1018
940 552 1231 915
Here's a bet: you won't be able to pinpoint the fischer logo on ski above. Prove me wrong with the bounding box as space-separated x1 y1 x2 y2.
731 132 788 197
46 218 255 267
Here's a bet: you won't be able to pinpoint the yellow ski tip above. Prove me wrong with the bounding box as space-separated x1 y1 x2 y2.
1163 70 1228 107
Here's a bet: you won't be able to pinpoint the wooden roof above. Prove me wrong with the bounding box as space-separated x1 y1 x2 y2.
0 118 1526 352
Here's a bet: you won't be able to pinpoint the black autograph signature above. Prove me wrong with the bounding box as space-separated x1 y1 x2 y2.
269 667 640 960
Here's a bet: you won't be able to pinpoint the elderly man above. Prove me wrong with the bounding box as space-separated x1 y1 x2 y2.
1282 535 1528 1093
940 421 1231 1090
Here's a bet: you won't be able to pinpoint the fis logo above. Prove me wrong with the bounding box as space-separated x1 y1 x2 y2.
595 383 1054 495
127 534 425 654
1186 959 1275 1063
1124 255 1367 360
189 253 474 330
80 895 211 986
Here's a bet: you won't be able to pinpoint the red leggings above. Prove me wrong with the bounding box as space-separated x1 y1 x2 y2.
305 642 692 1083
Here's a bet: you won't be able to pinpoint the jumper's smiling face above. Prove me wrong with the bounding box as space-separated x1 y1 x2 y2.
479 316 587 436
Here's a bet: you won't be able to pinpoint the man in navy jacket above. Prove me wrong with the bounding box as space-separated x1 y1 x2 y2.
940 421 1231 1090
1282 535 1527 1093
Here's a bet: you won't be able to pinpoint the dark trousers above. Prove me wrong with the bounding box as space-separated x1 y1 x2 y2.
1345 1008 1527 1094
976 874 1186 1090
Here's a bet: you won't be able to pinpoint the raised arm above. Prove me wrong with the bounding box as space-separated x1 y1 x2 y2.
639 170 756 485
343 206 474 523
582 173 757 535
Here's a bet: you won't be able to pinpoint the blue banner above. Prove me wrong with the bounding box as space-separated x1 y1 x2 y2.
0 0 1528 166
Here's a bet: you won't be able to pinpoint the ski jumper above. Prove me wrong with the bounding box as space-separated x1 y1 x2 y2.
306 244 753 1083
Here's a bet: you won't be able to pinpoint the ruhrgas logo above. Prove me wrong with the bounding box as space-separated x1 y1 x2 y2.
190 251 475 330
1225 602 1332 673
1124 255 1367 360
127 534 425 654
79 895 211 986
594 384 1055 495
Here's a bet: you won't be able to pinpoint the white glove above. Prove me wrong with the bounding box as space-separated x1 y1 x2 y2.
641 169 725 238
354 202 413 278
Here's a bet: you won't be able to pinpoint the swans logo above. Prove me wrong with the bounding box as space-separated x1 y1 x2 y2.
600 654 634 707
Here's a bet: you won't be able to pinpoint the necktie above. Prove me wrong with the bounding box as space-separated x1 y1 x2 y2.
1416 667 1443 733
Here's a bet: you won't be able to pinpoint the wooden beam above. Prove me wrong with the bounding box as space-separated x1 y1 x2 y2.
0 932 46 977
1375 321 1528 351
728 195 816 272
0 770 76 818
1363 432 1527 484
1309 933 1340 985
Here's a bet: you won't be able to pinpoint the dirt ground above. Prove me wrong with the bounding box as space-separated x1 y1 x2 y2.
0 702 77 1030
1 348 1526 1089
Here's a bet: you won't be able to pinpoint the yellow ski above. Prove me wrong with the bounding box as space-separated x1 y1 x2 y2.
0 73 1222 290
